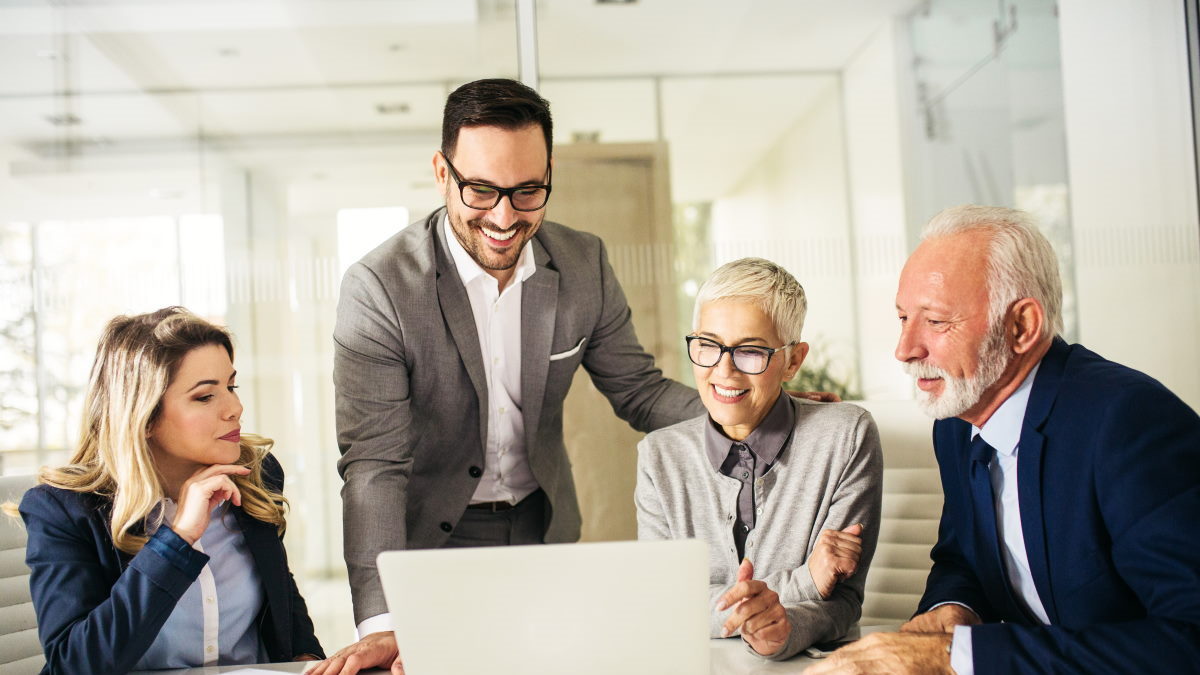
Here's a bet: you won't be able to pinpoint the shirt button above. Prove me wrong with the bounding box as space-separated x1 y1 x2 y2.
493 357 500 364
755 507 763 516
206 645 215 653
498 406 507 415
727 514 734 522
206 596 215 604
468 466 483 478
440 522 452 533
740 470 750 480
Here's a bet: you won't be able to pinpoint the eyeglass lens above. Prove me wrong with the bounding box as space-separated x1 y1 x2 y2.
462 184 549 211
688 338 772 374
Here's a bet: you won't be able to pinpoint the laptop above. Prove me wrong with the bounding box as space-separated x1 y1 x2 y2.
378 539 710 675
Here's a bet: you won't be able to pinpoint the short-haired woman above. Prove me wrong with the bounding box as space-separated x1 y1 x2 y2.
636 258 883 660
17 307 323 673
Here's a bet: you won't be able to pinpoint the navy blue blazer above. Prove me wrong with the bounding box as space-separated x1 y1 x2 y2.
19 454 324 674
917 338 1200 673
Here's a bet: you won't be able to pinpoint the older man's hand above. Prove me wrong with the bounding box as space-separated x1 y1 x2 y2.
787 390 842 403
805 632 954 675
900 604 980 633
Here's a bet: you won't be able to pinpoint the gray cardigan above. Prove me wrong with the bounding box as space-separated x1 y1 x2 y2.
635 397 883 660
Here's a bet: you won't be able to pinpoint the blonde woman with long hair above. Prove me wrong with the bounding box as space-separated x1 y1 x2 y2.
17 307 323 673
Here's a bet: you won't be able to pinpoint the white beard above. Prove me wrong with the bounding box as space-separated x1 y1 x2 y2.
903 324 1011 420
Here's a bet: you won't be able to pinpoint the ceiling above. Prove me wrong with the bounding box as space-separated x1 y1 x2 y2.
0 0 922 213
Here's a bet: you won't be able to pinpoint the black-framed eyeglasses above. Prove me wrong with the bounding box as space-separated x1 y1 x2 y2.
685 335 794 375
442 153 552 212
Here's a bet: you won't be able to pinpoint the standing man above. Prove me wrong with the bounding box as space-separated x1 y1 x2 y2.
810 205 1200 674
314 79 705 674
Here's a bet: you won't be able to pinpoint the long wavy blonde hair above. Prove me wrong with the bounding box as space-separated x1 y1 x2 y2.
38 307 288 554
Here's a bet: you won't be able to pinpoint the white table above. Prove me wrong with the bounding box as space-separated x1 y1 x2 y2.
135 628 896 675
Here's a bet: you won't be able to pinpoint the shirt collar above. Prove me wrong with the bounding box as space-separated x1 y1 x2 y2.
973 361 1042 457
441 212 536 288
704 390 794 471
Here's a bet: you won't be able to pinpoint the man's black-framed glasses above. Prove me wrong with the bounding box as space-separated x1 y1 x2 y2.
685 335 793 375
442 153 552 212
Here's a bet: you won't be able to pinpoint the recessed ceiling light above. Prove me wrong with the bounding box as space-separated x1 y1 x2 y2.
218 47 240 57
44 114 81 126
388 43 407 52
36 49 60 60
596 0 637 4
375 103 411 115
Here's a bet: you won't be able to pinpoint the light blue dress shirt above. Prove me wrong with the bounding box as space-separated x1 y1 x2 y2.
949 363 1051 674
134 501 266 670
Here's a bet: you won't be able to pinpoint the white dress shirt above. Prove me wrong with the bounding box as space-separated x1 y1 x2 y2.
356 215 540 639
442 216 540 505
950 363 1049 674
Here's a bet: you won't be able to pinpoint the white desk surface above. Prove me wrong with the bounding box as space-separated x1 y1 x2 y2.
135 627 895 675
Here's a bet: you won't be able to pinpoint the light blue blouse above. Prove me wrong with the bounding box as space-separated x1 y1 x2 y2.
134 501 266 670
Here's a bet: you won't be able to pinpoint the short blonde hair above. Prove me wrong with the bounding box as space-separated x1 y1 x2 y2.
693 257 807 344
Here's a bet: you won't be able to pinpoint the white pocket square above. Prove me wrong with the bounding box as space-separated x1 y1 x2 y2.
549 337 587 361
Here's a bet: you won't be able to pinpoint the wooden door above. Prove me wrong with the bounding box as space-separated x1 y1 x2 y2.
546 142 684 542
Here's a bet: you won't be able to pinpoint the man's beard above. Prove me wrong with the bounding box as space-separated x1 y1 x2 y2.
903 321 1011 420
448 210 540 271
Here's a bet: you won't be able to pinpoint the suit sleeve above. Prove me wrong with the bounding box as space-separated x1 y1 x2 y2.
333 261 415 624
970 390 1200 674
756 409 884 660
20 488 208 674
261 455 325 659
916 422 996 621
581 240 704 432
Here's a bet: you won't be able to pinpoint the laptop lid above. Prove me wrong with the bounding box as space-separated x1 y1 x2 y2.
378 539 709 675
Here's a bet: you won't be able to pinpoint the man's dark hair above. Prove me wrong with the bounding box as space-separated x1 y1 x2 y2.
441 78 553 160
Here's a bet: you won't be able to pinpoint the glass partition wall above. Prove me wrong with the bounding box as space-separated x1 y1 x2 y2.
3 0 1198 651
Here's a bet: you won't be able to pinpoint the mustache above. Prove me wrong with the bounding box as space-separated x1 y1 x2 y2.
468 217 536 233
902 360 947 379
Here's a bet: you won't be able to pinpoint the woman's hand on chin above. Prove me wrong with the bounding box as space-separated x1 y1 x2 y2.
170 464 250 545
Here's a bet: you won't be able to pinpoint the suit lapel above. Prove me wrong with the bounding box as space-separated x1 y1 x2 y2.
433 215 490 445
520 236 559 459
1016 337 1070 624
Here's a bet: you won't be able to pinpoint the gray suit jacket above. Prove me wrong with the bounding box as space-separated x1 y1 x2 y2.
334 208 704 622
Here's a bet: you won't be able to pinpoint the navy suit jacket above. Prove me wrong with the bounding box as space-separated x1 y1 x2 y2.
19 454 323 674
917 338 1200 674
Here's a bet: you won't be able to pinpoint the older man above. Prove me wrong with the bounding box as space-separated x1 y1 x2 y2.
810 205 1200 674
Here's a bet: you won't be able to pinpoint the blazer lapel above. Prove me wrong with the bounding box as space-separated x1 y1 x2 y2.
520 237 559 457
232 508 289 654
1016 337 1070 624
433 216 490 445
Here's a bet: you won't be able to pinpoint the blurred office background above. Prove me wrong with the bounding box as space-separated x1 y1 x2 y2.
1 0 1197 648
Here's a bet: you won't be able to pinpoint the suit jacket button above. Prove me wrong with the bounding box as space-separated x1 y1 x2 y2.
469 466 483 478
440 522 452 533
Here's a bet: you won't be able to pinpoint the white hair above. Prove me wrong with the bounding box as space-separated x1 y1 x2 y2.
693 257 807 345
922 205 1064 339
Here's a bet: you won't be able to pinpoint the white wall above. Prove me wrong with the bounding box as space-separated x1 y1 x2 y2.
709 79 861 390
1059 0 1200 408
842 21 912 400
